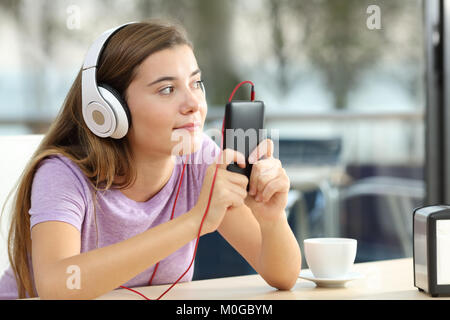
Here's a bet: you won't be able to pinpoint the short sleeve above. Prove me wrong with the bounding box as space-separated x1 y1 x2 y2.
191 132 221 184
29 156 88 232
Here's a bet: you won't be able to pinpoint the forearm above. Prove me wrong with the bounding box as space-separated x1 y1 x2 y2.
257 212 302 290
37 210 201 299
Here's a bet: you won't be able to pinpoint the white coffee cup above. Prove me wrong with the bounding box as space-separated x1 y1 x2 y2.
304 238 357 278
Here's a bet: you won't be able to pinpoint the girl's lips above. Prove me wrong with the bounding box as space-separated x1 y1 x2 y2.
173 124 200 131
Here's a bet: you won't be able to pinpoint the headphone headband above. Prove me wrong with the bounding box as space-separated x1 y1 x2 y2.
82 22 135 71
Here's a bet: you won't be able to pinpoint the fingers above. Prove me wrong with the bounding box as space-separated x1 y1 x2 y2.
225 180 248 207
215 148 246 170
208 152 249 189
248 138 274 164
260 175 290 202
228 191 246 208
249 158 282 197
225 170 249 189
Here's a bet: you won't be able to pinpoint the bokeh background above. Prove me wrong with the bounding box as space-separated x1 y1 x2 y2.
0 0 425 280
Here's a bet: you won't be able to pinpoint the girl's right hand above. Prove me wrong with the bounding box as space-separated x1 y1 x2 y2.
192 148 249 235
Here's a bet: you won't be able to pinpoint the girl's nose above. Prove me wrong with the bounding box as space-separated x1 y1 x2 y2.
181 87 203 114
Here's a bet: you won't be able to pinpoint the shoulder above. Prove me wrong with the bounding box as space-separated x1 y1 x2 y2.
34 154 90 191
32 154 93 208
37 154 82 174
29 154 92 232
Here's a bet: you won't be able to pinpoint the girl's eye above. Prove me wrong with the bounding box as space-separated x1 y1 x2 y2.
194 80 204 91
159 86 174 95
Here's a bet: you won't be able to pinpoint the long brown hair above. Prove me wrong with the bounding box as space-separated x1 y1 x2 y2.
1 19 193 298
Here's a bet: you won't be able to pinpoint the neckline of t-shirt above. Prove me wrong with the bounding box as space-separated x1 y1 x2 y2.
112 157 183 209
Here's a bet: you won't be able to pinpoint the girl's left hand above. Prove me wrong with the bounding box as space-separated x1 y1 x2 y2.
244 139 290 224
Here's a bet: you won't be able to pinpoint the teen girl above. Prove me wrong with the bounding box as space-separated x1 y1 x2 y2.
0 20 301 299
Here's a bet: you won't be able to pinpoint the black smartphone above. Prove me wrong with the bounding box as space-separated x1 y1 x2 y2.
223 100 265 188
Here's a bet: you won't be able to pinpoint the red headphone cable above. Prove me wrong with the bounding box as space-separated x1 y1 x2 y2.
228 81 255 102
118 152 191 299
119 81 254 300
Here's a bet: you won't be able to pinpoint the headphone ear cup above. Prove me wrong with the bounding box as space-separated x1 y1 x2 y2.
98 84 131 139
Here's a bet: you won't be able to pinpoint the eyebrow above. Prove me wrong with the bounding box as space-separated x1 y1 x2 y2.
147 69 201 87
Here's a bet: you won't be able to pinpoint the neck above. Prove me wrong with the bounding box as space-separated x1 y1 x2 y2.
119 151 177 202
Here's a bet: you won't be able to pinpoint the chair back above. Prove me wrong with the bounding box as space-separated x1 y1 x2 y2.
0 135 44 275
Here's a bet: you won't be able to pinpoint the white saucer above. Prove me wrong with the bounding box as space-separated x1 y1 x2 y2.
298 269 364 288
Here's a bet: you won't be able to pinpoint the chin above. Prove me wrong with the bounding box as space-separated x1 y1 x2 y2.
170 129 203 157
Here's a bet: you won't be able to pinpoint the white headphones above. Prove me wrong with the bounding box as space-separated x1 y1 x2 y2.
81 22 136 139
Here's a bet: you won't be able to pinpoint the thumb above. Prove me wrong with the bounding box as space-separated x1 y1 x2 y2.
214 148 246 170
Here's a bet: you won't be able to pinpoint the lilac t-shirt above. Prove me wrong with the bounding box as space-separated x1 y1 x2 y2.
0 132 221 299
